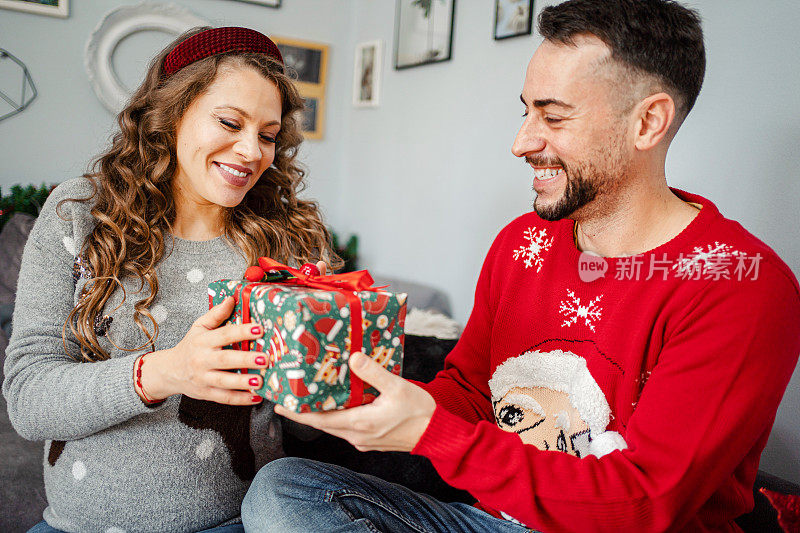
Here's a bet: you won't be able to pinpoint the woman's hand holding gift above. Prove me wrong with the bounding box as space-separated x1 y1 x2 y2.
138 296 270 406
137 261 327 406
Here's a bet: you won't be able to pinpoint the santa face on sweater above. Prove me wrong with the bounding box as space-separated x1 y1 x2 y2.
488 348 628 459
494 385 592 457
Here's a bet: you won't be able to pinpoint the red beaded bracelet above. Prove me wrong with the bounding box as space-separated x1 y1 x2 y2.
134 352 163 406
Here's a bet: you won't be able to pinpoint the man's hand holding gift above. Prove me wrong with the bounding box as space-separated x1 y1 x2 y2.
275 351 436 452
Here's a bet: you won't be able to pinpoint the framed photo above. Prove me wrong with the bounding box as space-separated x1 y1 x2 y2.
300 97 318 134
353 40 383 107
494 0 534 40
273 36 328 140
226 0 280 7
394 0 455 70
0 0 69 18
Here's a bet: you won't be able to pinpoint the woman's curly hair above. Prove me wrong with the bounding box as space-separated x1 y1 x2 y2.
60 27 341 362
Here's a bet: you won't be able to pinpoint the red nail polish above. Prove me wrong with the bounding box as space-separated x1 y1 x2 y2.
252 395 262 402
255 356 266 365
251 326 262 335
249 377 259 386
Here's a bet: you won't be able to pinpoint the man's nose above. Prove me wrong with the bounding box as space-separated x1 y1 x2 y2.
512 115 546 158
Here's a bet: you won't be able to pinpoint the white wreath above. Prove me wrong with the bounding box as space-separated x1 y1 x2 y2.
84 2 208 114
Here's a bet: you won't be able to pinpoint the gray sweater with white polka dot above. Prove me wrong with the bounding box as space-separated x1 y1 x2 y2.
3 178 284 532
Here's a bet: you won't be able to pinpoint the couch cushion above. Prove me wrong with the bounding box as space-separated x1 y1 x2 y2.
372 274 453 317
0 213 36 305
0 302 12 368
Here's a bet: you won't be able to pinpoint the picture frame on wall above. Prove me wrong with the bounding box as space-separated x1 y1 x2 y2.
494 0 534 40
394 0 456 70
0 0 69 18
273 36 328 140
353 40 382 107
226 0 281 7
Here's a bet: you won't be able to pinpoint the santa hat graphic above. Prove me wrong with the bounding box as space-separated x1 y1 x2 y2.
488 343 626 458
314 317 344 342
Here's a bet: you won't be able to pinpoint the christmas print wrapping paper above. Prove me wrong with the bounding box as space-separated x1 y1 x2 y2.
208 278 407 412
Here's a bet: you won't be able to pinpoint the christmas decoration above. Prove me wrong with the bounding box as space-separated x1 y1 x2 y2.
0 183 55 233
299 262 321 276
208 258 407 412
759 487 800 533
330 230 358 272
244 265 266 282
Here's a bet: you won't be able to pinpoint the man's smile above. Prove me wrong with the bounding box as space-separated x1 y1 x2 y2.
532 165 567 192
533 166 564 182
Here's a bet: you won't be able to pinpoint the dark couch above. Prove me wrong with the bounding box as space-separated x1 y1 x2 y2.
1 212 798 532
1 213 47 531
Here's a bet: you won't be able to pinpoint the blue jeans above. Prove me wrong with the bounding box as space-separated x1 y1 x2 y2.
28 520 244 532
242 457 535 532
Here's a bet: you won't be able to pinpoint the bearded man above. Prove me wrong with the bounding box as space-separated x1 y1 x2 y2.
242 1 800 531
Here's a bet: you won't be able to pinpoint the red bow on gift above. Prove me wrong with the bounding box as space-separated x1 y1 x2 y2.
255 257 378 292
240 257 384 408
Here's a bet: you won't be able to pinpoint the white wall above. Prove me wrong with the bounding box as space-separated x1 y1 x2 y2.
1 0 798 482
338 0 536 324
0 0 352 214
661 0 800 482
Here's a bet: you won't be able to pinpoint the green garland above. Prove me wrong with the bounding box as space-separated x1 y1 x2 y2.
330 231 359 272
0 183 55 233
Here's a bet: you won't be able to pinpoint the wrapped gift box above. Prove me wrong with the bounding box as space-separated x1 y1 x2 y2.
208 266 407 412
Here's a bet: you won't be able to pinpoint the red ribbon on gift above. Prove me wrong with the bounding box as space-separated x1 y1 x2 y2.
238 257 382 408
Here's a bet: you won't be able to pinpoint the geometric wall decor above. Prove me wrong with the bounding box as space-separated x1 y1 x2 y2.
0 48 37 122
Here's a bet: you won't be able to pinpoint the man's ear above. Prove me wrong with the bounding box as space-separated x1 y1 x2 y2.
633 92 675 151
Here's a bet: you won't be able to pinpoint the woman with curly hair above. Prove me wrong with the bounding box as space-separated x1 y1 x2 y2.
3 26 339 532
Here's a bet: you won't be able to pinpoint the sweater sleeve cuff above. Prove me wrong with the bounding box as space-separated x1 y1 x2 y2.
100 352 166 420
408 379 446 406
412 404 476 458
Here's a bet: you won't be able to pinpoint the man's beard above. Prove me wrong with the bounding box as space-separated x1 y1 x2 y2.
529 139 626 222
533 163 599 221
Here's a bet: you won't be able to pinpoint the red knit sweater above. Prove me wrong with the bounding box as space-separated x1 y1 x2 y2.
412 190 800 532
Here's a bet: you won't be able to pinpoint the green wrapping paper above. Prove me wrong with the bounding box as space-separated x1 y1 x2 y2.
208 277 407 412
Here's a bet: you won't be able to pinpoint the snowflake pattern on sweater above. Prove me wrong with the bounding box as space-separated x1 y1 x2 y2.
558 289 603 332
512 226 553 272
672 241 743 280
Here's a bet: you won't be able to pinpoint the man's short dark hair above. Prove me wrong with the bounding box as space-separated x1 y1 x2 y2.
538 0 705 119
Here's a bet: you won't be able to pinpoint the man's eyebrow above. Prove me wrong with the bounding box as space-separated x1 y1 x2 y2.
519 95 574 109
533 98 574 109
215 105 280 127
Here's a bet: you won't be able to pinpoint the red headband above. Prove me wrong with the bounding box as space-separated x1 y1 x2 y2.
162 26 283 78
